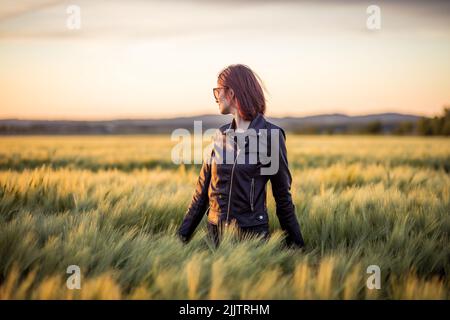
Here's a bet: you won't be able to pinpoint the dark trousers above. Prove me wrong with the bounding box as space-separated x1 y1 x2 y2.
207 221 270 248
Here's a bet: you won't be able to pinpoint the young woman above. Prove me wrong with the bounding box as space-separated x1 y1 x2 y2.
178 64 304 249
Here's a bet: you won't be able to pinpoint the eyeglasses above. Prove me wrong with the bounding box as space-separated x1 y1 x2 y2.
213 86 228 100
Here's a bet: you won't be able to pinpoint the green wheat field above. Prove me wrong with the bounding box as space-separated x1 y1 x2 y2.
0 135 449 299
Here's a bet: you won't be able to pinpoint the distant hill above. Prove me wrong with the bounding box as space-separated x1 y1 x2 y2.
0 113 423 135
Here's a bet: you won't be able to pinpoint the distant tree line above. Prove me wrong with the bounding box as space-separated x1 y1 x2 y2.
1 107 449 136
416 107 450 136
293 106 450 136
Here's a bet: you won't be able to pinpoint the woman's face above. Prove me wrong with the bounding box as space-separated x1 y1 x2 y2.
215 81 235 115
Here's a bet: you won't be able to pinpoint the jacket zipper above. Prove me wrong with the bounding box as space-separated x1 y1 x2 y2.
225 147 241 225
250 178 255 211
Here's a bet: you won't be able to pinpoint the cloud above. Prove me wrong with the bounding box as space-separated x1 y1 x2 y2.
0 0 66 22
0 0 448 42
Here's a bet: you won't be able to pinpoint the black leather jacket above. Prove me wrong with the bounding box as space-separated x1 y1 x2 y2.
178 113 305 248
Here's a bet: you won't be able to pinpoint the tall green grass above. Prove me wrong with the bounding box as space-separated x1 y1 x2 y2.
0 135 448 299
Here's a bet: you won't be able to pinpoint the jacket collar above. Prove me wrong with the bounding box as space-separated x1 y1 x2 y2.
221 113 267 136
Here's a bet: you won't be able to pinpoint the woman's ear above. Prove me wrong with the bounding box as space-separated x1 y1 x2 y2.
228 88 235 99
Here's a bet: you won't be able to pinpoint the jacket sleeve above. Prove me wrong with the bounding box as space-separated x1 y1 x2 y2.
269 128 305 248
177 155 212 243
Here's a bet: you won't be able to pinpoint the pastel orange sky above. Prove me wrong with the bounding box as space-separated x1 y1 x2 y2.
0 0 449 119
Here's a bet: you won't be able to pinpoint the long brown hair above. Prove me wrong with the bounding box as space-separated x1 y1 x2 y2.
217 64 266 121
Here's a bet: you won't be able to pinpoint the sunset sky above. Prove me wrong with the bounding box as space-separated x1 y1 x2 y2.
0 0 449 119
